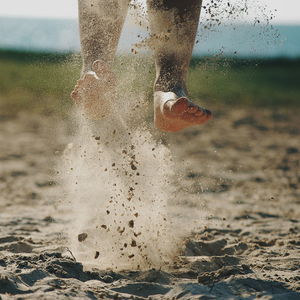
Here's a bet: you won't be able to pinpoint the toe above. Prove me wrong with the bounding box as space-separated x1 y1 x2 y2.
195 107 205 116
203 108 212 119
71 90 79 101
194 107 212 118
188 107 212 124
171 97 189 114
187 104 198 113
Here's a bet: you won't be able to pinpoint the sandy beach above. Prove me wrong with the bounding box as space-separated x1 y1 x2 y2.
0 106 299 299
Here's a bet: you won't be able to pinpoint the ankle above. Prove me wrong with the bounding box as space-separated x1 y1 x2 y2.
82 59 112 75
154 79 187 96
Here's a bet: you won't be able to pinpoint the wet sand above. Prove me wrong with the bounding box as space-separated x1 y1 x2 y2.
0 107 299 299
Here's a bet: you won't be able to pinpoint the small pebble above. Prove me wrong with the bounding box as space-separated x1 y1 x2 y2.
78 233 88 242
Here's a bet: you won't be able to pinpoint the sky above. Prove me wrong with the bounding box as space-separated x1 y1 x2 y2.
0 0 299 24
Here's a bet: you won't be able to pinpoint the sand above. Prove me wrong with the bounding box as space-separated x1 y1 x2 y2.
0 107 299 299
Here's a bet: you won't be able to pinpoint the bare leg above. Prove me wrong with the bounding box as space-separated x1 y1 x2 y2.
147 0 212 132
71 0 129 119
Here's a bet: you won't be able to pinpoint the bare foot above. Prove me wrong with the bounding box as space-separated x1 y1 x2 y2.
154 91 212 132
71 60 115 119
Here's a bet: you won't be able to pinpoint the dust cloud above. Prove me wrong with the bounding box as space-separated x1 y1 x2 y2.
58 57 202 271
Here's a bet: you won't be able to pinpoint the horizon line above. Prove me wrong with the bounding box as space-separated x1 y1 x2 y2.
1 14 300 26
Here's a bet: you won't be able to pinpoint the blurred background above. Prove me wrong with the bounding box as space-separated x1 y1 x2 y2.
0 0 299 115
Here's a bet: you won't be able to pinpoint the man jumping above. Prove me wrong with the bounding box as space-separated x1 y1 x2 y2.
71 0 212 132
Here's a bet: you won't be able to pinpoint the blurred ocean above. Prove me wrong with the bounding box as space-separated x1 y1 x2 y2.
0 16 300 58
